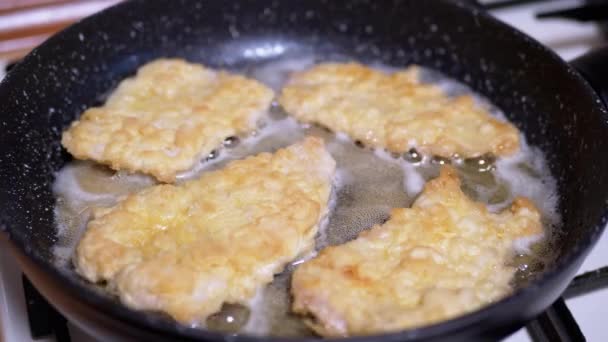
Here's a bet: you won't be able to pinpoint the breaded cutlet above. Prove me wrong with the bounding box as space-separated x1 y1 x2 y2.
75 137 336 324
291 166 542 337
62 59 274 182
279 63 519 158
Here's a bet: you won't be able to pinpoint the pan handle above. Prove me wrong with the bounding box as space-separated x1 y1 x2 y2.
570 46 608 107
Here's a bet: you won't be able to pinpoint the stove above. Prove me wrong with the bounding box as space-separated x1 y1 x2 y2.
1 1 607 341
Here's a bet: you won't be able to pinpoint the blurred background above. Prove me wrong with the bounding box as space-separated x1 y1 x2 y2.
0 0 605 61
0 0 121 60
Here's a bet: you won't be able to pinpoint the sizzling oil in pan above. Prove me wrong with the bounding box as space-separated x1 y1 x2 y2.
51 56 560 337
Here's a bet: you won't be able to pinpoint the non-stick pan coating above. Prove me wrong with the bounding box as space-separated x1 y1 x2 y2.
1 0 607 341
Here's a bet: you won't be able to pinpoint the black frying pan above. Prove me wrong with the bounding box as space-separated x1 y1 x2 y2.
1 0 608 341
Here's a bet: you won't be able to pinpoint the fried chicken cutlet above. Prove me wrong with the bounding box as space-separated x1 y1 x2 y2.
279 63 519 158
74 137 336 324
62 59 274 182
291 166 542 337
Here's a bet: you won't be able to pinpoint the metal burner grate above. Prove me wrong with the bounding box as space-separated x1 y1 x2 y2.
526 298 585 342
21 277 70 342
15 266 608 341
527 266 608 342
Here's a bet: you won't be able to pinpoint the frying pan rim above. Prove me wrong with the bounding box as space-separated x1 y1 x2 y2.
2 0 608 340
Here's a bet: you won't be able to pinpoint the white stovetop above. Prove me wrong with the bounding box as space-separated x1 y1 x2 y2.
1 1 607 341
490 1 608 339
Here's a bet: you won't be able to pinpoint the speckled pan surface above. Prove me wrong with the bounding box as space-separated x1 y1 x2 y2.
0 0 607 341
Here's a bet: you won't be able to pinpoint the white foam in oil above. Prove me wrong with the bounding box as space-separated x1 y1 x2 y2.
249 56 317 91
52 56 561 337
52 162 155 266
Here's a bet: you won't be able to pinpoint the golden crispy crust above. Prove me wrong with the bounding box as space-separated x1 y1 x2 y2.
279 63 519 158
62 59 274 182
291 166 542 337
74 137 335 324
